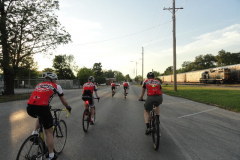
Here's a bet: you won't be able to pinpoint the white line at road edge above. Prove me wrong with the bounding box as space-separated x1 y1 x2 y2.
178 108 218 118
161 122 193 160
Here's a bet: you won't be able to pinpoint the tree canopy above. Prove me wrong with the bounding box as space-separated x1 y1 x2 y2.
52 54 75 79
0 0 71 94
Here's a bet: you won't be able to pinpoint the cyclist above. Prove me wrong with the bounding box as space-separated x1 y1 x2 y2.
123 80 129 95
27 72 72 160
111 81 116 94
82 76 100 125
139 72 162 135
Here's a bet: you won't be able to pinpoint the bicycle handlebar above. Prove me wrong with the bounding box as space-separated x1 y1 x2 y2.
50 106 70 118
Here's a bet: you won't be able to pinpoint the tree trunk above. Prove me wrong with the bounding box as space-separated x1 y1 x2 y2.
3 69 15 95
1 2 15 95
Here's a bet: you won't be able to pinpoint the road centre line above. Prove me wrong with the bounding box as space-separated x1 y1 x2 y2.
178 108 218 118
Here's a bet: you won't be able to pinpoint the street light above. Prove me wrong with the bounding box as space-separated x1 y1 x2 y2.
131 61 138 77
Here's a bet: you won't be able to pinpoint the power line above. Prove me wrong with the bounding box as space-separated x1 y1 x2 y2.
66 20 172 46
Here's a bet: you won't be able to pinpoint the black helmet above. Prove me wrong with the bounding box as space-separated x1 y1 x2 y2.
147 72 155 78
88 76 95 82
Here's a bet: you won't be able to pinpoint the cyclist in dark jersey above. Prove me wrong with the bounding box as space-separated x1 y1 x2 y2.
27 73 71 160
139 72 163 135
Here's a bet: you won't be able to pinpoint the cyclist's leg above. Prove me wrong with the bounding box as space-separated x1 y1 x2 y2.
45 128 54 153
40 106 55 158
90 98 95 119
27 105 40 134
144 97 154 135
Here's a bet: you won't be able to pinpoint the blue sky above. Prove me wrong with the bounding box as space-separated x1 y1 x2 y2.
34 0 240 79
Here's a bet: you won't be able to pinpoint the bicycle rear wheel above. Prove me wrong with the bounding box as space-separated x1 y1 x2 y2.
53 120 67 154
16 135 45 160
151 116 160 150
82 109 89 132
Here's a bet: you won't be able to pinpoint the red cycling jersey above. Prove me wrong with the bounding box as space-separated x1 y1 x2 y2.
142 78 162 96
111 83 116 87
123 82 128 87
82 82 97 94
28 81 62 106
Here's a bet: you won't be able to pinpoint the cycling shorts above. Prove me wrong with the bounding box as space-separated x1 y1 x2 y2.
144 95 163 111
111 86 115 90
27 105 53 129
123 86 128 90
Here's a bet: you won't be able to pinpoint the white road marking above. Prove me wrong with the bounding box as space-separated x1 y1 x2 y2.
178 108 218 118
161 122 193 160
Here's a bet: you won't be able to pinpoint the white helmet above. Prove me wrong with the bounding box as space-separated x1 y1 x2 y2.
88 76 95 82
45 72 58 80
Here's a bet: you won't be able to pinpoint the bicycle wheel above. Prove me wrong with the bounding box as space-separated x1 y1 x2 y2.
53 120 67 154
16 135 45 160
94 107 96 122
82 109 89 132
151 116 160 150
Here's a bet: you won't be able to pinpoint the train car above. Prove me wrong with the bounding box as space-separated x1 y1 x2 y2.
159 64 240 84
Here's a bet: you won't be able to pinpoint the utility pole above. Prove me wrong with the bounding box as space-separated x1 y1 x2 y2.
164 0 183 91
142 47 144 83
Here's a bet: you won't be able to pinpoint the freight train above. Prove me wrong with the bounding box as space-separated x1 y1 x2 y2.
159 64 240 84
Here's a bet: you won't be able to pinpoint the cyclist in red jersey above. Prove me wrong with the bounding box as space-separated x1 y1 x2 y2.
139 72 163 135
123 80 129 95
111 81 116 94
27 73 71 160
82 76 100 125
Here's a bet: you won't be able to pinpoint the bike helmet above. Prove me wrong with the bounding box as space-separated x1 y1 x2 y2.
147 72 155 78
88 76 95 82
124 80 127 82
45 72 58 80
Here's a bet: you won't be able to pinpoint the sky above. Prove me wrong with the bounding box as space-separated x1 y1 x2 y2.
34 0 240 79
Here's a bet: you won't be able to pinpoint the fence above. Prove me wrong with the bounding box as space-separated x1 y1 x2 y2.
14 79 80 90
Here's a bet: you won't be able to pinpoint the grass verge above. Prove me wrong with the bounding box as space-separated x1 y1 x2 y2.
0 94 31 103
136 84 240 112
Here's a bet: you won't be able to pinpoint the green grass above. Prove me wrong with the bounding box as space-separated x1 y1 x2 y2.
136 84 240 112
0 94 31 103
163 85 240 112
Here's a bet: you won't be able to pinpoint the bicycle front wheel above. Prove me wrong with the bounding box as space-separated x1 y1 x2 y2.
82 109 89 132
53 120 67 154
16 135 45 160
151 116 160 150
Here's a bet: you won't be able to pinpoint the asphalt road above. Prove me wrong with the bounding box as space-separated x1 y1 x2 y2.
0 85 240 160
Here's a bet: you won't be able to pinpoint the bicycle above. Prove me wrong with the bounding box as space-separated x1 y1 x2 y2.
124 89 127 99
82 97 100 132
16 107 70 160
112 90 115 97
140 100 160 150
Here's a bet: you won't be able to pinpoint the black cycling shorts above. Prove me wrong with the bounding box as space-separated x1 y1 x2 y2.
111 86 115 90
27 105 53 129
123 86 128 90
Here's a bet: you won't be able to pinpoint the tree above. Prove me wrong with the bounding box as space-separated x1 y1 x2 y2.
77 67 94 85
16 55 39 79
134 75 142 82
93 63 103 77
104 69 114 78
113 70 125 82
0 0 71 95
42 68 55 72
163 66 173 75
125 74 132 82
53 54 75 79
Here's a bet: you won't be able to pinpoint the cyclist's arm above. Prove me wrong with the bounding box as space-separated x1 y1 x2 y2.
59 95 69 108
139 88 146 100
